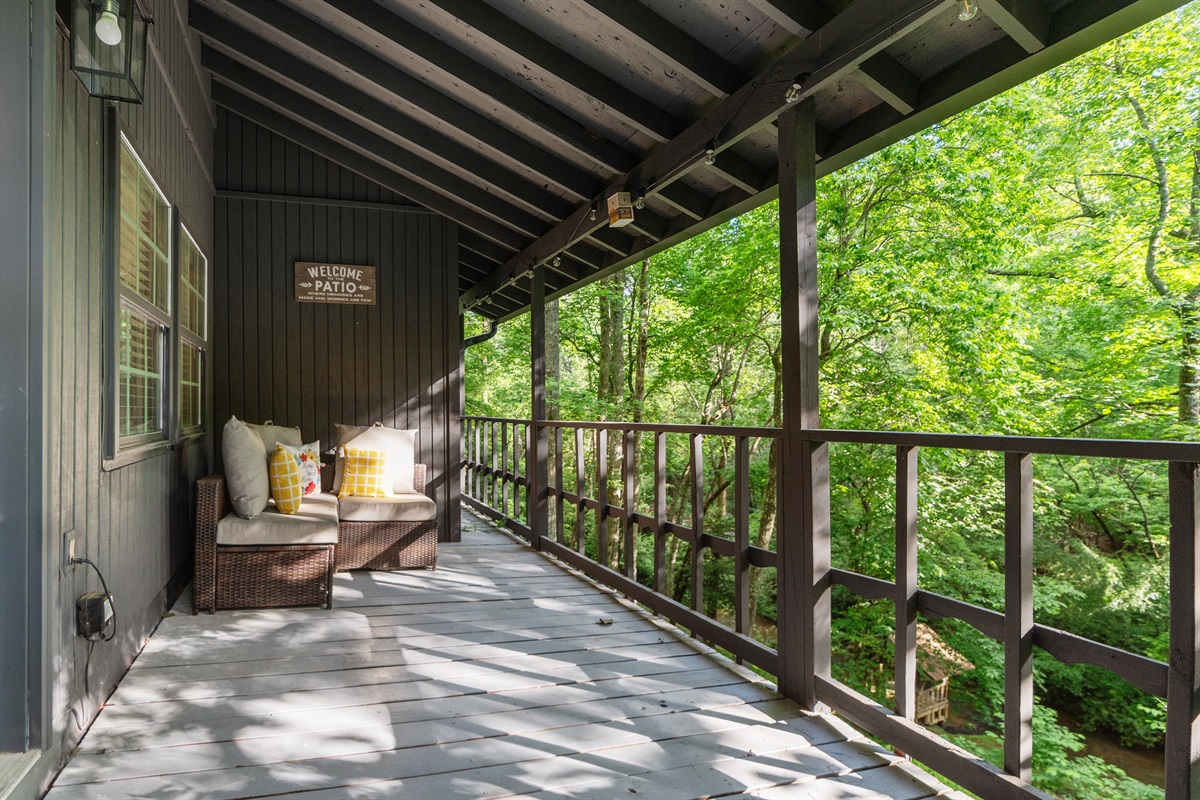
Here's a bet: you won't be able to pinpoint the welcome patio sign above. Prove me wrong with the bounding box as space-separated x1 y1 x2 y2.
295 262 377 305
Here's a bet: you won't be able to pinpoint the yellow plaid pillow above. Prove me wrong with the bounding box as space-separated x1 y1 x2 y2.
338 447 390 498
268 444 304 514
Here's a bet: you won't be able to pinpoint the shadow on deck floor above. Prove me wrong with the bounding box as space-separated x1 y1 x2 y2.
43 509 966 800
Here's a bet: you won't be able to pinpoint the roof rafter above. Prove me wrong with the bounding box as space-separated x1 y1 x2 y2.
462 0 953 311
977 0 1051 52
193 7 578 223
571 0 746 97
211 83 530 251
192 0 604 201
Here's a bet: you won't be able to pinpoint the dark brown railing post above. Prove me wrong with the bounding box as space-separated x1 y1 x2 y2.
575 427 586 553
653 430 667 593
895 445 918 721
777 97 829 707
554 427 564 543
1167 460 1200 800
500 421 509 516
596 428 609 567
623 428 637 579
690 433 705 623
488 419 497 509
1005 452 1034 782
734 436 751 644
529 267 548 547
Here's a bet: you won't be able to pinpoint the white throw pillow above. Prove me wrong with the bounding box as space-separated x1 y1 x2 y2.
332 423 416 495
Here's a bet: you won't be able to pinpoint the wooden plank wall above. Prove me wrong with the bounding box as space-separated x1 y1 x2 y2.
40 0 214 783
212 109 462 542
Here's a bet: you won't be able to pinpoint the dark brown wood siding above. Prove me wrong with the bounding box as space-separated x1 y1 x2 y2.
213 111 462 542
40 0 215 780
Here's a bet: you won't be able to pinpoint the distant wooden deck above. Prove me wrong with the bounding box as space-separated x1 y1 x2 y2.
44 510 966 800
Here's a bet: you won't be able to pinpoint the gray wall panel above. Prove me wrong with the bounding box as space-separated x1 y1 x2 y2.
214 111 462 542
33 0 216 787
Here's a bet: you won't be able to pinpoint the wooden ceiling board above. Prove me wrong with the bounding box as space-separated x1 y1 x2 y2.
376 0 674 150
889 10 1010 79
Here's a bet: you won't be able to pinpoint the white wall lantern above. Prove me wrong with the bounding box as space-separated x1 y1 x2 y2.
70 0 151 104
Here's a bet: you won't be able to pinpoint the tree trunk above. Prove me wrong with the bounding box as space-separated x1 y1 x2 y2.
749 344 782 627
1181 303 1200 423
597 275 626 567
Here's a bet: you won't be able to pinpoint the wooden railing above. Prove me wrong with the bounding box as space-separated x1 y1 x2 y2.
462 415 1200 800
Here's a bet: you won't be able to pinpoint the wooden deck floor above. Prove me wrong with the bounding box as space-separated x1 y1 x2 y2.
44 511 966 800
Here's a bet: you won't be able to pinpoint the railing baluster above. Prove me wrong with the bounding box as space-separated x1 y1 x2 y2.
514 423 524 522
1004 452 1033 782
1167 460 1200 800
690 433 705 623
501 421 509 517
489 420 498 509
895 445 918 721
654 431 667 594
624 429 637 580
734 436 750 645
596 428 609 568
575 427 586 554
554 427 564 543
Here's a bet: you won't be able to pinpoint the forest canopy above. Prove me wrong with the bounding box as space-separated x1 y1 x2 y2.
465 5 1200 798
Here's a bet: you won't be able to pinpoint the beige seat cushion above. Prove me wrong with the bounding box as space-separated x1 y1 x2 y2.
217 492 340 545
337 493 437 523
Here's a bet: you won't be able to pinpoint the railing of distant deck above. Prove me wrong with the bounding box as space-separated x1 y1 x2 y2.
463 415 1200 800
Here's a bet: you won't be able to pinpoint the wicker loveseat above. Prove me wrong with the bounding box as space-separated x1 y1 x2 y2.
193 462 437 613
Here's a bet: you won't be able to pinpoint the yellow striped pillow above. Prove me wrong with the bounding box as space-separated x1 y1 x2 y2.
268 444 304 514
338 447 390 498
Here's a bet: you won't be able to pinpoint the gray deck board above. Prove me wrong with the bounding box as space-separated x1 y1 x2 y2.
44 510 961 800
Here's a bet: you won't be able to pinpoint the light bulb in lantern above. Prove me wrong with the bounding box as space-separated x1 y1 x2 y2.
95 1 123 46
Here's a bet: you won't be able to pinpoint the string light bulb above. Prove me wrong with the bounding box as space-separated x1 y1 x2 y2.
957 1 978 21
634 195 645 210
785 83 802 103
704 148 716 166
589 206 597 222
552 255 562 267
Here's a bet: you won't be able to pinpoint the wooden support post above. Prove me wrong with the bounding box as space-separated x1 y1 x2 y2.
554 427 564 543
1004 452 1034 782
515 423 525 522
734 436 751 643
777 97 829 707
895 445 919 721
596 428 609 567
624 428 637 579
575 427 586 553
654 431 667 594
690 433 705 622
529 267 548 547
1167 461 1200 800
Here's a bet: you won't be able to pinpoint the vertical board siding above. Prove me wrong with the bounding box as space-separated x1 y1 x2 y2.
213 111 462 542
43 0 215 779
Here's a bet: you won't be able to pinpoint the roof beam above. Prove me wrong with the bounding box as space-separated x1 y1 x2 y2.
977 0 1051 52
459 231 515 268
462 0 952 310
749 0 923 115
206 51 551 241
418 0 683 142
572 0 746 97
211 83 530 252
854 52 920 114
315 0 639 175
192 0 604 201
193 7 577 223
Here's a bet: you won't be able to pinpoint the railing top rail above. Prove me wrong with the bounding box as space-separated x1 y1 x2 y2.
806 429 1200 462
463 416 531 425
462 416 1200 461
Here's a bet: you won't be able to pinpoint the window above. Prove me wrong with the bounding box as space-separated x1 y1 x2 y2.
116 136 171 446
178 226 207 433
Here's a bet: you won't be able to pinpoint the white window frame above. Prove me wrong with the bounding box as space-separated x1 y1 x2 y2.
177 223 208 436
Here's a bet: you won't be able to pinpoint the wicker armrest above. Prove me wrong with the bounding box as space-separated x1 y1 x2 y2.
194 473 231 614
